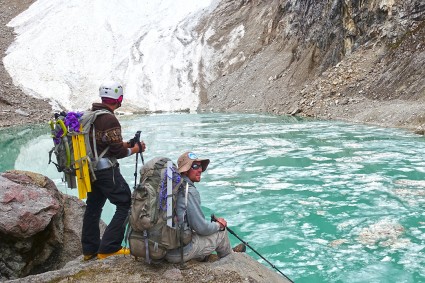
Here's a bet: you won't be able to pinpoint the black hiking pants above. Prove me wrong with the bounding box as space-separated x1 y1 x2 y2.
82 165 131 255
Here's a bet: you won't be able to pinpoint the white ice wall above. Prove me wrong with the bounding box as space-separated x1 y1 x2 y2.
3 0 217 113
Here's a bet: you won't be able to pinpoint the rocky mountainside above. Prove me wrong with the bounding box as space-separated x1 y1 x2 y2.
197 0 425 132
0 0 51 128
0 0 424 132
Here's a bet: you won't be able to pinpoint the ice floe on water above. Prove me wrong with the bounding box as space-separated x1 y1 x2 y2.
394 179 425 188
357 219 409 248
328 239 349 247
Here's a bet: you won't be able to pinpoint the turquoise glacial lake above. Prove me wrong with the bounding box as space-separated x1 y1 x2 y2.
1 113 424 282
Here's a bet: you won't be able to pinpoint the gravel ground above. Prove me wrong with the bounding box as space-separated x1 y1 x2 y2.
6 253 288 283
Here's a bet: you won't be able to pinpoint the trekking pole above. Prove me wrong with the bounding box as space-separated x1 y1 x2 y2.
133 151 139 190
134 141 145 189
131 131 143 190
211 214 294 283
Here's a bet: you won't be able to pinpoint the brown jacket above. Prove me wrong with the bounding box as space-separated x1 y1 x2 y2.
90 103 128 159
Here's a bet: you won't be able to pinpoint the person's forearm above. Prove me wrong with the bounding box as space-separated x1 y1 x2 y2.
187 195 220 235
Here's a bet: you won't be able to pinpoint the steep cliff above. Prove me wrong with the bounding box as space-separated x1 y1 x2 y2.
198 0 425 131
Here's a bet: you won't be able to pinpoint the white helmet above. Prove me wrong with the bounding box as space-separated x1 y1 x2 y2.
99 81 123 99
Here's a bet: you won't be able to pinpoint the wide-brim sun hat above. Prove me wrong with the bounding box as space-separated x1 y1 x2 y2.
177 151 210 173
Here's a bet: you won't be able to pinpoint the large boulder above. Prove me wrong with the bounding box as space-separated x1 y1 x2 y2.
0 170 104 280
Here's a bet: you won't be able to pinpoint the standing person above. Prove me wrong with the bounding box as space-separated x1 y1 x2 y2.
165 151 245 264
82 81 146 261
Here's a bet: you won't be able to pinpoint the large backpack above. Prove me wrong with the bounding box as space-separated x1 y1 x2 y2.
48 109 112 199
128 157 192 263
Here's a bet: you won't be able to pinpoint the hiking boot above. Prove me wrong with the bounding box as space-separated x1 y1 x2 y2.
200 254 219 262
97 247 130 260
207 254 219 262
83 254 97 261
232 243 246 253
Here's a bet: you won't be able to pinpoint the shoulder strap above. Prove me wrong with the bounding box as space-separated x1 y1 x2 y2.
86 109 113 160
185 182 189 207
81 109 113 133
178 182 190 268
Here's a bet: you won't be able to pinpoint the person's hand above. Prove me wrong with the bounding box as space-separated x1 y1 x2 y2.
124 140 132 148
139 140 146 152
216 217 227 231
130 141 146 154
127 138 135 147
131 142 140 154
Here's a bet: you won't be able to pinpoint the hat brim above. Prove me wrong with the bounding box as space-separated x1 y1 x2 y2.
179 158 210 173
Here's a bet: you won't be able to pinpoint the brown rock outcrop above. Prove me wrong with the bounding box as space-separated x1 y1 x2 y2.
0 170 104 280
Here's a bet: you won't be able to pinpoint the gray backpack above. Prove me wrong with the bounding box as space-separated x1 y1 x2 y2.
128 157 192 263
48 109 112 198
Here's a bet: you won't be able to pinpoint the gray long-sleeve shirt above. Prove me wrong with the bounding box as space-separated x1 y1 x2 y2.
166 175 220 257
176 175 219 236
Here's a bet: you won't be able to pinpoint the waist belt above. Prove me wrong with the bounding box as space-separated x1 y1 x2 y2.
95 157 118 171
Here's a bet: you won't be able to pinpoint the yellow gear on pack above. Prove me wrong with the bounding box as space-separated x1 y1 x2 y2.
70 125 92 199
48 110 112 199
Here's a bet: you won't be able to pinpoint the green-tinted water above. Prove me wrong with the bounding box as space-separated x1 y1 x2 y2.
1 113 424 282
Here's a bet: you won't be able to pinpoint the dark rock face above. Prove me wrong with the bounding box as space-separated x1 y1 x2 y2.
198 0 425 131
0 170 99 280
